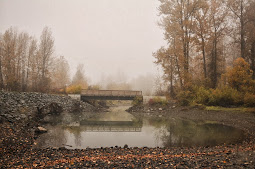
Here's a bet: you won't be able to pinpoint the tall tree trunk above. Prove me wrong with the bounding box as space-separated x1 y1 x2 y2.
0 57 4 89
214 41 217 86
184 27 189 75
173 37 183 88
201 36 207 79
25 57 30 91
251 41 255 79
240 0 246 59
170 55 174 97
212 38 218 88
210 25 218 89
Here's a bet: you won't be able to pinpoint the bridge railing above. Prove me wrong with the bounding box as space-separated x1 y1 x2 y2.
81 90 142 97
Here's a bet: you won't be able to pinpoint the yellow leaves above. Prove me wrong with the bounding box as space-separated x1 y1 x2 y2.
244 93 255 107
66 85 84 94
225 57 254 92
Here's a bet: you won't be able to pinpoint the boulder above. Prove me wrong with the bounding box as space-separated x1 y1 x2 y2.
37 102 63 116
35 126 47 133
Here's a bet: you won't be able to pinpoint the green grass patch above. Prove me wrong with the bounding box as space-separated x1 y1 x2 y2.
206 106 255 113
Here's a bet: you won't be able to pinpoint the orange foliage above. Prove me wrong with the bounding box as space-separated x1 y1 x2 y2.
225 58 254 92
66 85 85 94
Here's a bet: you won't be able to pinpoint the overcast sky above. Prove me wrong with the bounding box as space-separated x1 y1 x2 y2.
0 0 165 84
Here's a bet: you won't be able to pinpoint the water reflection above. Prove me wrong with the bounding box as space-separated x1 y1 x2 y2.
35 126 67 148
158 119 245 147
34 106 245 149
77 120 142 132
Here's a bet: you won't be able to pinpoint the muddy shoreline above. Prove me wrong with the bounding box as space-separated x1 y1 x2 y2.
127 105 255 137
1 92 255 168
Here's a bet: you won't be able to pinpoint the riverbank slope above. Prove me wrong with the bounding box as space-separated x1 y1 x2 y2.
1 92 255 168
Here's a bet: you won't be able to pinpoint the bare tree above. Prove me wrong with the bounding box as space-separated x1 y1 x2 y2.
208 0 228 88
227 0 251 59
72 64 88 88
194 1 210 80
0 34 4 89
51 56 70 90
245 1 255 79
1 27 18 90
16 32 30 91
38 27 54 92
0 27 73 92
27 37 38 91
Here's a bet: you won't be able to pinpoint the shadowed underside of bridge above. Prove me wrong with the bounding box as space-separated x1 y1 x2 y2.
81 90 143 101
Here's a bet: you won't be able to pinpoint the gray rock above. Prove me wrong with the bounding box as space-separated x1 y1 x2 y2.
35 126 47 133
0 91 97 123
20 114 27 119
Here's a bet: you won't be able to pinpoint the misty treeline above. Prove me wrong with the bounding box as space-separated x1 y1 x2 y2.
154 0 255 106
0 26 161 95
0 27 87 93
95 72 164 96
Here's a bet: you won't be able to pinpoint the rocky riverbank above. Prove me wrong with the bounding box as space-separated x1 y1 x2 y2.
0 91 98 124
1 92 255 168
1 119 255 168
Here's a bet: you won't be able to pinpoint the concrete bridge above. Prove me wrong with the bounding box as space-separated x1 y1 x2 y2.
81 90 143 101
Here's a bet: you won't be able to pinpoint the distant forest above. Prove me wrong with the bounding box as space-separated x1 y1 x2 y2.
0 27 88 93
0 27 159 95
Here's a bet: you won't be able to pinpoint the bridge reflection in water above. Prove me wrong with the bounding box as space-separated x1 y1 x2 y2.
77 120 143 132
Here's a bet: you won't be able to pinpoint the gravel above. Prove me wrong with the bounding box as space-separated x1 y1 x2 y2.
1 93 255 168
0 91 97 123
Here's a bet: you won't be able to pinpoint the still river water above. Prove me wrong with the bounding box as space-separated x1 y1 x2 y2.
34 105 245 149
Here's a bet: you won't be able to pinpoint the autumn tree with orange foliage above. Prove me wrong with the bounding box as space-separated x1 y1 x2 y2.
225 57 255 92
155 0 255 107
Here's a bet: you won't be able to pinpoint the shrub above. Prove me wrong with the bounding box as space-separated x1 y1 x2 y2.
194 86 211 105
208 86 243 106
244 93 255 107
66 85 83 94
132 96 143 106
148 98 155 105
177 90 194 106
148 97 168 106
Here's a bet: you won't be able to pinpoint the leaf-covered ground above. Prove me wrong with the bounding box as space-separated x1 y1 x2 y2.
1 121 255 168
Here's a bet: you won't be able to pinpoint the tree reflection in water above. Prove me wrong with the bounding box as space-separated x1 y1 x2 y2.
34 110 246 148
159 119 245 147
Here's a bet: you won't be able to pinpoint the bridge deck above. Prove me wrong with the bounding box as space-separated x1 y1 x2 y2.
81 90 142 101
